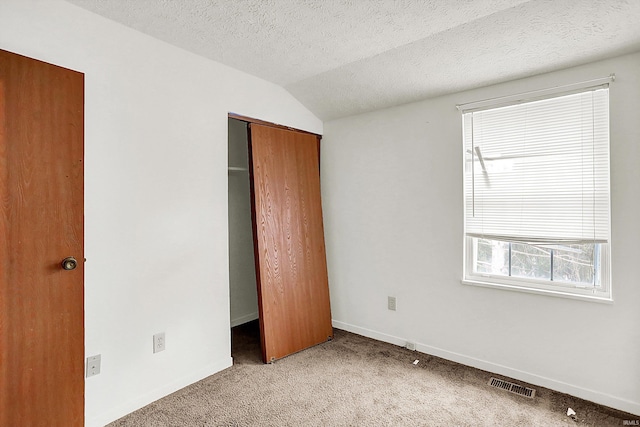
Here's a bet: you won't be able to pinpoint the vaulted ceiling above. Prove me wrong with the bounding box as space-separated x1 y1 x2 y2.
66 0 640 120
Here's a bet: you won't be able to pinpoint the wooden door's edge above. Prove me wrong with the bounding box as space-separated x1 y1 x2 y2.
229 113 322 139
246 123 270 364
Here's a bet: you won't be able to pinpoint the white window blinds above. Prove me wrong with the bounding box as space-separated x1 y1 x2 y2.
463 87 610 245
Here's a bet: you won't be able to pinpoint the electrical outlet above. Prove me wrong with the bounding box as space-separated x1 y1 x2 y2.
406 341 416 351
388 296 396 311
153 332 166 353
86 355 101 378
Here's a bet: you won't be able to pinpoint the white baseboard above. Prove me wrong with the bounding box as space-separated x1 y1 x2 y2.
87 356 233 427
332 320 407 347
332 320 640 417
230 311 259 327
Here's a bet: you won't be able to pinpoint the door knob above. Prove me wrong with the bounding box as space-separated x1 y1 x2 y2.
61 257 78 271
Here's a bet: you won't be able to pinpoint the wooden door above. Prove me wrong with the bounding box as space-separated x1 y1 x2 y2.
249 124 332 363
0 50 84 426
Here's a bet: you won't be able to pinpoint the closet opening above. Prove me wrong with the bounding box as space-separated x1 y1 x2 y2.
228 117 261 363
228 113 333 364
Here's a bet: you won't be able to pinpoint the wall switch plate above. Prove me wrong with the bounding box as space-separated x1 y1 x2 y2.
153 332 166 353
388 296 396 311
86 355 101 378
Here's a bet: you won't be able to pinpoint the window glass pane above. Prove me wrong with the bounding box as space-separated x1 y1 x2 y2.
511 243 550 280
553 244 595 285
474 238 509 276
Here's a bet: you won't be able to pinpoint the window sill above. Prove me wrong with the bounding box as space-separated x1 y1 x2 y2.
461 278 613 303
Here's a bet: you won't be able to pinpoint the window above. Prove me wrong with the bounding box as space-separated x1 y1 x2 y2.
462 84 611 300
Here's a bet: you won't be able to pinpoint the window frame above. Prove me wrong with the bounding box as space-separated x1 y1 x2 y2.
460 82 613 302
463 237 611 302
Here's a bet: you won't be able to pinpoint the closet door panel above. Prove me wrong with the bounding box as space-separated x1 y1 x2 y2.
249 124 332 362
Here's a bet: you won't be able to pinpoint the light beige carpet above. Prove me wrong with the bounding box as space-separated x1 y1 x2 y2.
108 321 637 426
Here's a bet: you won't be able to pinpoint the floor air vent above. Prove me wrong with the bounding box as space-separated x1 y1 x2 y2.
488 377 536 398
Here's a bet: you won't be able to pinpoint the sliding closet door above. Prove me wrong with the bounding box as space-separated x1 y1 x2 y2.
249 124 332 362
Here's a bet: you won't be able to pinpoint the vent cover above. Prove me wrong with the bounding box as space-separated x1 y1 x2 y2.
488 377 536 398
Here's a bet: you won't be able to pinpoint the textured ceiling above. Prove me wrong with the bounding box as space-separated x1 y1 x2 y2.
66 0 640 120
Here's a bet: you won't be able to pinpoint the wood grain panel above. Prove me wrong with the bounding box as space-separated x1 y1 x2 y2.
0 49 84 426
249 124 332 362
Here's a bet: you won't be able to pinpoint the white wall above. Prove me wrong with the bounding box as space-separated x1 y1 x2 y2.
322 52 640 415
228 119 259 327
0 1 321 426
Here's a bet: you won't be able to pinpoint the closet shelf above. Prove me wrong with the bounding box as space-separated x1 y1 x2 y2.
228 166 249 173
